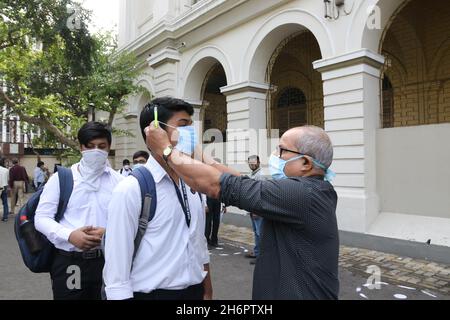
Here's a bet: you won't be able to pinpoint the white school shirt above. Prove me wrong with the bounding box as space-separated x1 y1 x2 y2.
35 163 124 252
118 167 132 177
103 155 209 300
0 166 9 188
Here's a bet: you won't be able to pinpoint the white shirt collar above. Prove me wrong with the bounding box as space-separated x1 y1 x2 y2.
145 154 169 184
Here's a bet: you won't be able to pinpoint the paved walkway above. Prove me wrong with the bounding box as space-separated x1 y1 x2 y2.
1 191 449 300
219 223 450 297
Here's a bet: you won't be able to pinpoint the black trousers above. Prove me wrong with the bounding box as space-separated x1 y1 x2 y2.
50 251 104 300
205 202 221 244
133 283 204 300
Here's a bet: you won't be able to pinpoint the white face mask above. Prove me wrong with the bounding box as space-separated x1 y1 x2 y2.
79 149 109 191
81 149 108 170
124 165 130 170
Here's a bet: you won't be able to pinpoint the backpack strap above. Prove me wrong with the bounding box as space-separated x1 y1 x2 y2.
130 166 157 262
55 166 74 222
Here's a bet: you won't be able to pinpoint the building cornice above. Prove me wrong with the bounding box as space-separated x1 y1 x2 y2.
120 0 247 57
147 47 181 68
220 81 272 96
313 49 385 73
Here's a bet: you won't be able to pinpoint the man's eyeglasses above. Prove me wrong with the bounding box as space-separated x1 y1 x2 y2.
276 146 311 159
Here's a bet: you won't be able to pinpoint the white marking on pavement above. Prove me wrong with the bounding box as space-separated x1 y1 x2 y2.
363 281 388 287
356 287 361 293
394 294 407 299
397 285 416 290
359 293 369 299
421 290 437 298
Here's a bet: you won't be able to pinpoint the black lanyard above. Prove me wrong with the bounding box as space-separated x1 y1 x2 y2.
171 179 191 227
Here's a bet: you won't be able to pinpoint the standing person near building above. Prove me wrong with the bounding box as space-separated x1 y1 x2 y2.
103 97 212 300
34 121 123 300
145 124 339 300
245 155 266 265
0 158 9 222
119 159 132 177
42 165 51 182
205 158 224 248
34 161 46 190
9 159 29 215
132 150 150 169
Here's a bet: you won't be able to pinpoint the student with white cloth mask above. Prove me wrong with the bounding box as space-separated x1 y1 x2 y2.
35 121 123 300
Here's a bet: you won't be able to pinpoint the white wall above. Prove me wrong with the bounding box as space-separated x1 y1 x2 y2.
377 123 450 219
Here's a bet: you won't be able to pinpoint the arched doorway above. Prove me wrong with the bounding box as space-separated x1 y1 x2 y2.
266 31 323 136
376 0 450 243
202 63 227 143
380 0 450 127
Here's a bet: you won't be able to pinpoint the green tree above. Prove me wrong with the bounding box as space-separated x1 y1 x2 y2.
0 0 146 152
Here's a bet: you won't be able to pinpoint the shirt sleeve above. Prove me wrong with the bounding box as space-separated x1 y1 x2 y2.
103 178 141 300
219 173 309 225
35 173 74 246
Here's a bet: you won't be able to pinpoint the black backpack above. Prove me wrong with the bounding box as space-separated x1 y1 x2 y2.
14 166 73 273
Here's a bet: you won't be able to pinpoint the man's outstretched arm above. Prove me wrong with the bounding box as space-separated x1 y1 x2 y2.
145 123 240 199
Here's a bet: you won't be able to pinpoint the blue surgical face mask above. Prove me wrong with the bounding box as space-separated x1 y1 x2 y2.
159 122 198 156
132 163 144 170
269 153 336 182
269 154 304 180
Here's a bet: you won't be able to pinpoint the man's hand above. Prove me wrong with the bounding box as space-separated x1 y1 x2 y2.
85 227 106 238
145 122 171 158
68 226 102 251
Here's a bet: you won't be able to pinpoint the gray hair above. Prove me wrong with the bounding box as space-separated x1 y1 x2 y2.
294 126 333 169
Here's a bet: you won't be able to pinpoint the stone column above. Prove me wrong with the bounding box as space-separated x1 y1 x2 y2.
313 49 385 233
220 81 274 173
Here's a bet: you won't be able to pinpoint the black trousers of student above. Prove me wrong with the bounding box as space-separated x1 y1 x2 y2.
205 201 221 245
50 250 104 300
133 283 204 300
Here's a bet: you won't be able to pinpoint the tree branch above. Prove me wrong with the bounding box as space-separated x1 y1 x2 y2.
0 89 79 150
107 105 117 128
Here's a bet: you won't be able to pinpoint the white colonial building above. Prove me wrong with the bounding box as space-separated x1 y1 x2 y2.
114 0 450 248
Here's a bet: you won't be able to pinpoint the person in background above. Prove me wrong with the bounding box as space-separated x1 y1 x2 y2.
34 161 46 190
9 159 29 215
119 159 132 177
0 158 9 222
132 150 150 169
42 165 51 182
205 158 224 248
245 155 266 265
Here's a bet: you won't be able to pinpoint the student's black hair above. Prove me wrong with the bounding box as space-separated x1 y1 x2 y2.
133 150 150 161
248 155 260 162
37 161 44 167
0 158 5 167
123 159 130 165
139 96 194 141
12 158 19 165
77 121 112 147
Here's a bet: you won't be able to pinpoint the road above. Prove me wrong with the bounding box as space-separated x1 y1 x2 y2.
0 218 448 300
